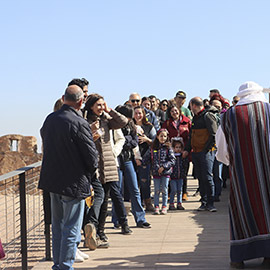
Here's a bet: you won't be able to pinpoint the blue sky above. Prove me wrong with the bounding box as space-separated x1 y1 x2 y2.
1 0 270 151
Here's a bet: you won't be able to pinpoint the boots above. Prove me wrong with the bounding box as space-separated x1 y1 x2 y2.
144 198 155 212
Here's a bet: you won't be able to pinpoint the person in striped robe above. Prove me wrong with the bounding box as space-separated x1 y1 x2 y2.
216 81 270 269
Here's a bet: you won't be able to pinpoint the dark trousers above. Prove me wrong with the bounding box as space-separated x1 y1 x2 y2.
83 176 104 230
192 151 215 206
98 181 127 233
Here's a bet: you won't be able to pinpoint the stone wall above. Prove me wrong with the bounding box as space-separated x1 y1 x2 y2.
0 134 42 175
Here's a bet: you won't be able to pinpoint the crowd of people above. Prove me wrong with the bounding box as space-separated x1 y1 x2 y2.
39 78 270 270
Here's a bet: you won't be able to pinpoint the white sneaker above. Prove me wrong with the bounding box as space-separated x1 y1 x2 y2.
77 248 89 260
75 249 84 263
154 206 160 215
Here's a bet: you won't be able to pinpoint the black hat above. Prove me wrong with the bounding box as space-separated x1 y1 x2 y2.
115 104 134 119
175 90 186 98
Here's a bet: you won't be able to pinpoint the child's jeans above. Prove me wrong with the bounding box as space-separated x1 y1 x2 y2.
153 176 170 207
169 179 183 204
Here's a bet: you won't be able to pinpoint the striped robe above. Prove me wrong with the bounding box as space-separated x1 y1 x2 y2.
221 101 270 262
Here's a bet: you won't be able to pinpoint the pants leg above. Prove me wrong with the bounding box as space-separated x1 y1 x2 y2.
192 151 215 206
213 157 223 198
153 178 161 207
98 183 110 234
110 181 127 225
123 161 146 224
111 169 123 226
169 180 177 204
177 179 184 204
50 193 84 270
160 176 169 207
83 177 104 230
137 165 151 200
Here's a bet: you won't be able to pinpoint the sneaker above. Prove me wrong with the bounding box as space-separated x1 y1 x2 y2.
84 223 97 250
169 204 176 210
160 206 167 215
177 203 185 210
75 249 84 263
76 249 89 260
197 204 207 211
121 223 133 235
137 221 151 228
207 206 217 212
154 206 160 215
97 238 110 248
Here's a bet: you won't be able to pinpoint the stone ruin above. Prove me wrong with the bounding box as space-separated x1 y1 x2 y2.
0 134 42 175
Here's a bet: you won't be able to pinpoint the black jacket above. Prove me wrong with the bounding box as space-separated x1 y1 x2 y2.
38 104 98 199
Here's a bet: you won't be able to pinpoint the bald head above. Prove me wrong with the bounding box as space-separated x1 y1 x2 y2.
190 97 204 115
64 85 84 110
129 92 141 107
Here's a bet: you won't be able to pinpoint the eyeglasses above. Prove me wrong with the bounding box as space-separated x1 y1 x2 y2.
162 103 168 106
131 99 140 103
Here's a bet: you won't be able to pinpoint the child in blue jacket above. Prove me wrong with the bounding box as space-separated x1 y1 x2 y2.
142 129 175 215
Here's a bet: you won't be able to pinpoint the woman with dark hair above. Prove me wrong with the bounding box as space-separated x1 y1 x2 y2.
115 104 151 228
159 99 169 113
83 94 132 249
133 106 156 212
162 104 191 201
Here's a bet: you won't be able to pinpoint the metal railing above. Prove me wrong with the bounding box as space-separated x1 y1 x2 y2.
0 161 51 270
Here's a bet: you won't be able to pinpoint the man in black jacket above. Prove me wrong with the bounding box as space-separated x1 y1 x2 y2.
39 85 98 269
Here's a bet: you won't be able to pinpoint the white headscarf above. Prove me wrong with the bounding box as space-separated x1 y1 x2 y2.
216 81 270 165
236 81 270 106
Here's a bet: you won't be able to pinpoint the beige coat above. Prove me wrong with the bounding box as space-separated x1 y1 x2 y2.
87 110 128 184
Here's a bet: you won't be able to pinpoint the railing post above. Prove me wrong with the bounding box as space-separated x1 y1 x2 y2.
19 172 28 270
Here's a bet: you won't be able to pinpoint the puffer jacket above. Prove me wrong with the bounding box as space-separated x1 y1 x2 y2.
170 153 188 180
87 109 128 184
39 104 98 199
142 145 175 177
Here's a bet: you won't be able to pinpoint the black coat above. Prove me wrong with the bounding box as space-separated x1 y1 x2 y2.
38 104 98 199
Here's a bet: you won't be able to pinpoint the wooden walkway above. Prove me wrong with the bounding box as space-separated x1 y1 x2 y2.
32 175 264 270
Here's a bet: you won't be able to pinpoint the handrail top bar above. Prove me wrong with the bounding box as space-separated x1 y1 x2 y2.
0 161 42 182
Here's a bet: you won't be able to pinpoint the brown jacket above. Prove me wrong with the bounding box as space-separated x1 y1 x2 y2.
87 110 128 184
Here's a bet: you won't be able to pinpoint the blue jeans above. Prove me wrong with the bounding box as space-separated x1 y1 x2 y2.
213 157 223 198
50 193 85 270
169 179 183 204
192 151 215 207
137 165 151 200
153 176 169 207
121 160 146 224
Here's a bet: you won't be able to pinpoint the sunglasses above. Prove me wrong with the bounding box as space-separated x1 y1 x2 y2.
162 103 168 106
131 99 140 103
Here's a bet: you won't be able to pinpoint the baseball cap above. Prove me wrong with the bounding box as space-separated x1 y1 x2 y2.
175 90 186 98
